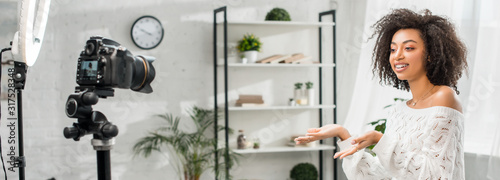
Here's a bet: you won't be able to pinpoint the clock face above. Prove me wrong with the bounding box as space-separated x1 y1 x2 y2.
131 16 164 49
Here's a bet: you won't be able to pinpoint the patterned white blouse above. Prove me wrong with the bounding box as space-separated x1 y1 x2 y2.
338 101 465 180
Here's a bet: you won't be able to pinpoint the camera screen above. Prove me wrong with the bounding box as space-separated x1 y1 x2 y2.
80 60 98 80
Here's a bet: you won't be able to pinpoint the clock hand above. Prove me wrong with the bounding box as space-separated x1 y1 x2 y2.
139 28 153 36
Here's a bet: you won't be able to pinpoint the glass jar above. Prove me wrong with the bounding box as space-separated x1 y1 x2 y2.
237 130 247 149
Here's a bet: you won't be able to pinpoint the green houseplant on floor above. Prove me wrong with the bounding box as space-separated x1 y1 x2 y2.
289 162 318 180
133 106 238 180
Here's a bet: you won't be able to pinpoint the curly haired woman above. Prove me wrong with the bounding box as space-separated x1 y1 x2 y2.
295 9 467 179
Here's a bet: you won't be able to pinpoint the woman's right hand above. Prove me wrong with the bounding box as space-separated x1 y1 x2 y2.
294 124 351 144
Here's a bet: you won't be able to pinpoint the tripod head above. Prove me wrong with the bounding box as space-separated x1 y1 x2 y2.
63 86 118 150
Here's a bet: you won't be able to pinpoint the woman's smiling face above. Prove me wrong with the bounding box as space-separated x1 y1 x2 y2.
390 28 428 82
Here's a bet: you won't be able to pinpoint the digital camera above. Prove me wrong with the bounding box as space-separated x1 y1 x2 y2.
76 36 155 93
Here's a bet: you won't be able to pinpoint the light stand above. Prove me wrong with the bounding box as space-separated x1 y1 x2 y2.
12 60 28 180
7 0 51 176
1 48 28 180
63 86 118 180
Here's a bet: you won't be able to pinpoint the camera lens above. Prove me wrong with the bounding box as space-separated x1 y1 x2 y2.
130 55 155 93
85 42 95 55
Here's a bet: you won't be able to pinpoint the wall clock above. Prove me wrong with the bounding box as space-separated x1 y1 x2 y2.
131 15 164 50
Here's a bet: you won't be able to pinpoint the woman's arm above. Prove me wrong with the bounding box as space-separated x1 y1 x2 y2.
334 130 383 159
294 124 351 144
296 125 392 179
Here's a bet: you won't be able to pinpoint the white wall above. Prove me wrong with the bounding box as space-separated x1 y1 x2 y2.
0 0 367 179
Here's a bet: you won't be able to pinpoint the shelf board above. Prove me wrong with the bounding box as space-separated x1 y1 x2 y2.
233 144 336 154
218 63 335 68
218 21 335 27
228 104 336 111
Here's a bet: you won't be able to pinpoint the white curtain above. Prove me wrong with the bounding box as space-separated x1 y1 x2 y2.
460 0 500 178
343 0 500 179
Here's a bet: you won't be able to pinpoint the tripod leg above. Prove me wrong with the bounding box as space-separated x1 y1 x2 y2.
96 150 111 180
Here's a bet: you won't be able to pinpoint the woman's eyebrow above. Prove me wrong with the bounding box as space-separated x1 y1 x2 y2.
391 39 418 45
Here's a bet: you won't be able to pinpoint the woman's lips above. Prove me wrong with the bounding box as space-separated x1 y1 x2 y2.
394 64 409 72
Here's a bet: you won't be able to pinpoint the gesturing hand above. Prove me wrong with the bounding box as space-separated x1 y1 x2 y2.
294 124 350 144
334 130 383 159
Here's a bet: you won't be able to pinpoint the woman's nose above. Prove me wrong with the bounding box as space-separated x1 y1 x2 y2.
394 49 404 60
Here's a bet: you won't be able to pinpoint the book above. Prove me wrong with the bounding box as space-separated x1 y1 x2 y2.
268 54 291 64
240 103 268 107
256 54 293 64
256 55 282 63
282 53 305 63
238 94 263 100
235 94 264 106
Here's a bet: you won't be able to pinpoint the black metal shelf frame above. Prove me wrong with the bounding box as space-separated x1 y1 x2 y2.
213 6 337 180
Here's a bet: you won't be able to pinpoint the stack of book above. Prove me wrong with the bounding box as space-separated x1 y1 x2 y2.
255 53 318 64
235 95 265 107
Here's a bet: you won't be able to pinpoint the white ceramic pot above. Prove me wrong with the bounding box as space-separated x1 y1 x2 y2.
241 57 248 64
243 50 258 63
307 89 314 106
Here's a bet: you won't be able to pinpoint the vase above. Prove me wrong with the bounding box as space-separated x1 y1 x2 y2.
294 89 308 105
243 50 258 63
294 89 302 105
306 89 314 106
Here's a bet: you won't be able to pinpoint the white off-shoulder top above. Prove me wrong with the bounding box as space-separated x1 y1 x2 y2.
338 101 465 180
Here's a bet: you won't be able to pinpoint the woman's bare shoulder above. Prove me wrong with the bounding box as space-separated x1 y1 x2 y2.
430 86 462 113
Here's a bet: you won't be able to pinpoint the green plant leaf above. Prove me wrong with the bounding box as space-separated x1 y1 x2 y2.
237 33 262 52
265 8 291 21
132 106 239 180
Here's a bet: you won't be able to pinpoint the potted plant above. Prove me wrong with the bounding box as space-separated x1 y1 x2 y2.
289 163 318 180
133 106 239 180
305 81 314 106
265 8 291 21
252 138 261 149
237 33 262 63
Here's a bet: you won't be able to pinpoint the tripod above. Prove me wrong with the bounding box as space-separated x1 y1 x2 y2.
63 87 118 180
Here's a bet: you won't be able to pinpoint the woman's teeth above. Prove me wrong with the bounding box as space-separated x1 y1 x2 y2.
395 64 408 69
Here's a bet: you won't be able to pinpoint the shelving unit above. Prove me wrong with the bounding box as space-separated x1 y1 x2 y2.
227 105 336 111
218 63 336 68
234 144 336 154
213 6 337 180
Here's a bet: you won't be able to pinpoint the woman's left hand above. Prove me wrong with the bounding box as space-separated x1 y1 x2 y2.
334 130 383 159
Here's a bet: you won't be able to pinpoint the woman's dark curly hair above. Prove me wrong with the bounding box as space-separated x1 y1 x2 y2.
371 9 467 94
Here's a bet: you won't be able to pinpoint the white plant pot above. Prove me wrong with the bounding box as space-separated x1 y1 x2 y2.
243 50 258 63
241 57 248 64
307 89 314 106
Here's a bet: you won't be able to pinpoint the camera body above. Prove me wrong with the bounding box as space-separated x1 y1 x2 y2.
76 36 155 93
